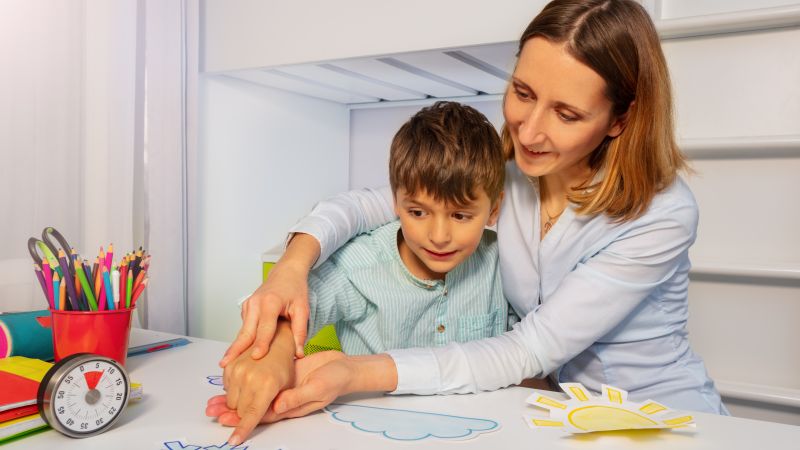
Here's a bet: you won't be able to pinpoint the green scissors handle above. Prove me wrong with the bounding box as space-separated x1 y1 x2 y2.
27 227 75 276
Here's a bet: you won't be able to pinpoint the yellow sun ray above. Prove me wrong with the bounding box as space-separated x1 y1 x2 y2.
640 401 668 415
561 383 590 402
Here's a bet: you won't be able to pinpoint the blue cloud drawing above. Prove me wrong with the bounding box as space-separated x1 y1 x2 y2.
162 441 250 450
324 403 499 441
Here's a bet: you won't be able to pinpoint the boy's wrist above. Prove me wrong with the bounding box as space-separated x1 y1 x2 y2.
269 320 297 356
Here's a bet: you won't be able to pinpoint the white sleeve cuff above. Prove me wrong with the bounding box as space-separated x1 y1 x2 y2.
386 348 441 395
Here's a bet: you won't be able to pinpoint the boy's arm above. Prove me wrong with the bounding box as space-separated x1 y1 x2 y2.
211 320 296 445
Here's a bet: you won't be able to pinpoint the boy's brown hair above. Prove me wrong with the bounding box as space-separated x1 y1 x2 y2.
389 101 505 207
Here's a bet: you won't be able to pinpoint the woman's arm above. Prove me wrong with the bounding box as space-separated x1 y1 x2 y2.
288 187 395 268
221 187 395 363
271 200 698 417
390 202 698 394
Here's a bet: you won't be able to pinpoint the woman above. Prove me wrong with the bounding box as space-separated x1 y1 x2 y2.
215 0 727 440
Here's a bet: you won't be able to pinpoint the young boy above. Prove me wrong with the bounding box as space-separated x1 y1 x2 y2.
208 101 514 443
304 102 511 354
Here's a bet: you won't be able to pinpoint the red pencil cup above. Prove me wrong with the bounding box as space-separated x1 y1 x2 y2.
49 308 135 366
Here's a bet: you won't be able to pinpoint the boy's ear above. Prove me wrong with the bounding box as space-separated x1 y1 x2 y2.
487 191 504 227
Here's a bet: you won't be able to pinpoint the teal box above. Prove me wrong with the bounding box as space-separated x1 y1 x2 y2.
0 309 54 360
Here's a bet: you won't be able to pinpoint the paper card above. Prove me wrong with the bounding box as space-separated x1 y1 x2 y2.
523 383 695 433
324 403 500 441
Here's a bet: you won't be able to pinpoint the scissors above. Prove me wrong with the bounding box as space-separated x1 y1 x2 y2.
27 227 76 276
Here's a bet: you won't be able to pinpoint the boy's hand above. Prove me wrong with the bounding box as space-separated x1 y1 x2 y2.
220 234 320 366
205 351 346 442
209 321 296 445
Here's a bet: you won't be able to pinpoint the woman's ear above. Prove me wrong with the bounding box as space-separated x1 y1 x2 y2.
487 191 504 227
607 101 635 138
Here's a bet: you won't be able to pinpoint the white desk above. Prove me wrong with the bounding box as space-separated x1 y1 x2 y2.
7 331 800 449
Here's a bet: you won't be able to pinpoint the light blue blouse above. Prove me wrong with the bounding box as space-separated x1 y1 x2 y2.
290 162 728 414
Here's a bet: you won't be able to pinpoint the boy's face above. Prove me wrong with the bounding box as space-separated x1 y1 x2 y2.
394 187 502 280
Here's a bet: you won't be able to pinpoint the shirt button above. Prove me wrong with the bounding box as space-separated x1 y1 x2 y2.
437 324 446 333
443 287 448 296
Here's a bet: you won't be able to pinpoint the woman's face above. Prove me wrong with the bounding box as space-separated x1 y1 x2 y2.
504 37 626 182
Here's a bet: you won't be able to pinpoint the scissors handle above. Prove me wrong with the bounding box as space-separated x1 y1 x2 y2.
27 237 44 266
42 227 75 274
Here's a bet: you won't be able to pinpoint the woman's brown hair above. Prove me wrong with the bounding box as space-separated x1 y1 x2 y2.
501 0 688 222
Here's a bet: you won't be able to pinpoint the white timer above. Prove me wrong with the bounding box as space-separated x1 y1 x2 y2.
37 353 130 438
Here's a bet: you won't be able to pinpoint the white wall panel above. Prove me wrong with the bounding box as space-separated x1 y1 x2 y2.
190 76 349 341
660 0 800 19
686 158 800 267
665 27 800 139
688 279 800 389
202 0 545 72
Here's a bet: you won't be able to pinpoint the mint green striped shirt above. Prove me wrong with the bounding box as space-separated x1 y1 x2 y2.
307 220 514 355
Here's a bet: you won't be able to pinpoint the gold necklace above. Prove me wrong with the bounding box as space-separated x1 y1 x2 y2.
527 176 567 236
542 202 566 235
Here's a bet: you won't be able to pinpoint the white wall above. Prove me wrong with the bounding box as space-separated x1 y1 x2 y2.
189 76 349 341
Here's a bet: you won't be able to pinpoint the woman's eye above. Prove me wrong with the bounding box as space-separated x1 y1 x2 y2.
514 87 531 100
558 111 578 122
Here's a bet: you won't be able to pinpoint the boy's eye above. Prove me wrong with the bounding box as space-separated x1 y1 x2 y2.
452 212 472 221
408 209 425 217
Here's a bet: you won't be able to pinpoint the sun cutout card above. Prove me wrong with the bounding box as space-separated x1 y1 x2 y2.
523 383 695 433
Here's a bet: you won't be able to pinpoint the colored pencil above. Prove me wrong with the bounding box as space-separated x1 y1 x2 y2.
105 243 114 271
52 273 61 310
120 256 128 308
130 278 148 307
57 249 80 311
102 266 115 310
94 257 106 311
42 260 54 310
132 268 147 295
33 264 48 299
75 260 98 311
83 260 93 309
132 249 143 281
126 266 134 308
56 273 66 310
91 258 99 292
112 268 120 309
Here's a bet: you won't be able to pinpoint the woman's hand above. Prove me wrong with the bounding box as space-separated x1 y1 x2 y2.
206 350 348 445
219 233 321 365
207 321 296 445
207 351 398 438
271 352 398 420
